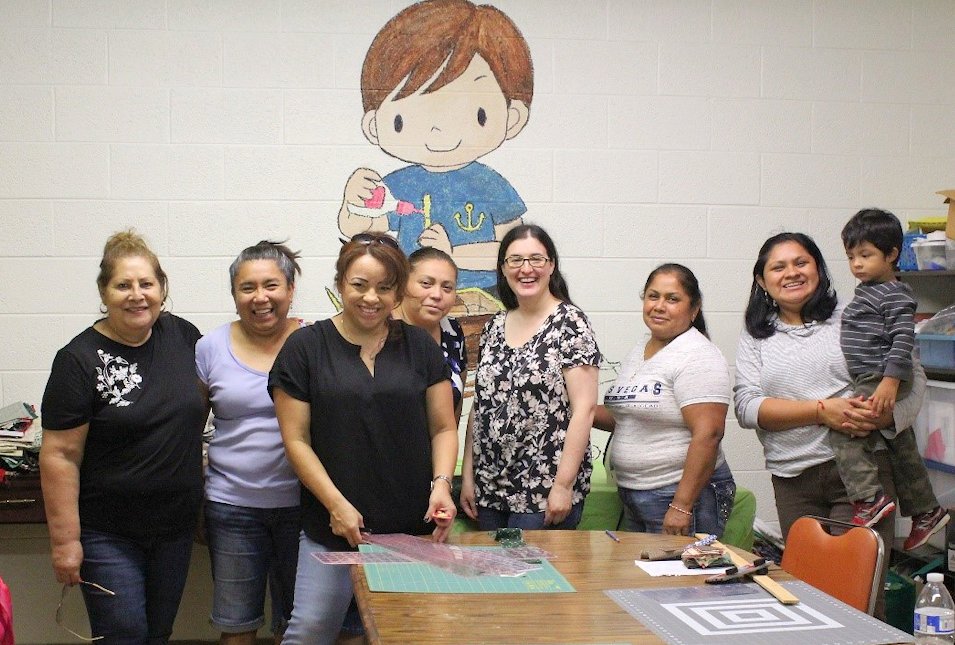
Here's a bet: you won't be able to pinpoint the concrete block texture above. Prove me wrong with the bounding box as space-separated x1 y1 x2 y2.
3 5 955 639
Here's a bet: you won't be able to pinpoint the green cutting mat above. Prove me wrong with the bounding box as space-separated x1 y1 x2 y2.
359 545 575 593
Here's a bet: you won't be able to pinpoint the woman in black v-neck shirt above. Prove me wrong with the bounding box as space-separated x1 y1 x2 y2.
270 233 458 645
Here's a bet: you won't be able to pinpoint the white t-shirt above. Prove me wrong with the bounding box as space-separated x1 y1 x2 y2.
605 327 730 490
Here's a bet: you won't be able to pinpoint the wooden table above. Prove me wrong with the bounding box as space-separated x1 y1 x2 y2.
350 530 794 644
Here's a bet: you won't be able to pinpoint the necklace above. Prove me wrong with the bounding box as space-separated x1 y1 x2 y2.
336 316 387 363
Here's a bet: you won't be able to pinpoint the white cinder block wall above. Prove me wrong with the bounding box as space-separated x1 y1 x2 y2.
2 1 954 641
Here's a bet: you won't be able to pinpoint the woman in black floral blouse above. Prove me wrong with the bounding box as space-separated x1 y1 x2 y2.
461 224 600 530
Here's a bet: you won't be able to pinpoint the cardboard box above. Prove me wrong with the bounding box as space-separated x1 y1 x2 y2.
938 189 955 240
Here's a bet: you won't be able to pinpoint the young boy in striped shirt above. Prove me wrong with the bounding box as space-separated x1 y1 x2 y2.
835 208 948 549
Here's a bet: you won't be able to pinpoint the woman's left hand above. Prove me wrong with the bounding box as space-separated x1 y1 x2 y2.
544 483 573 526
662 507 692 536
840 395 886 437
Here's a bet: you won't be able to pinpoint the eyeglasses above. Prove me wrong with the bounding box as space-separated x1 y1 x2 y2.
56 581 116 642
503 255 550 269
351 233 400 250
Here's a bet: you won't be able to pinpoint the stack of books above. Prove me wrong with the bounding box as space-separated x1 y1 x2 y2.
0 402 39 458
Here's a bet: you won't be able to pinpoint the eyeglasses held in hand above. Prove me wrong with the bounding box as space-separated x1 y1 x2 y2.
56 581 116 642
504 254 550 269
350 233 401 250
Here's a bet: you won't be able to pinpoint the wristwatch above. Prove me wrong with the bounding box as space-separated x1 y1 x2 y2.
430 474 453 491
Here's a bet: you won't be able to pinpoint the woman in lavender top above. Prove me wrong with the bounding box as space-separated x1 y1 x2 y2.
196 241 305 645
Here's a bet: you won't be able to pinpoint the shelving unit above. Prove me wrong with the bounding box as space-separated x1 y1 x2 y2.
897 270 955 315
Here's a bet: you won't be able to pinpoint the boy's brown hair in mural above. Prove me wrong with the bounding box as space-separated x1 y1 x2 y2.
338 0 533 311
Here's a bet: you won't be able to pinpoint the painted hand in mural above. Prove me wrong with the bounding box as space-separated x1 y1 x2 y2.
418 222 452 255
338 168 390 237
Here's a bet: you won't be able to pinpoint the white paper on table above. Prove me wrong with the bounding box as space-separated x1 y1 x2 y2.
635 560 732 577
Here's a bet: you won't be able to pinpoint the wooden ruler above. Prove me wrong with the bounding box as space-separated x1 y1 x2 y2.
696 534 799 605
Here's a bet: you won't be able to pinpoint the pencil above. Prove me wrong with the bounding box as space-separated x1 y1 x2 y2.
605 529 621 543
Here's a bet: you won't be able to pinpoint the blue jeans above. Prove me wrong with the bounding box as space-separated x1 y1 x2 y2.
476 501 585 531
281 533 353 645
618 462 736 536
205 501 300 635
79 527 194 645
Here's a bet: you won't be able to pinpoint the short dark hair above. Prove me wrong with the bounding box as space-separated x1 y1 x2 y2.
229 240 302 294
407 246 458 281
744 232 838 339
841 208 903 269
643 263 708 337
496 224 573 310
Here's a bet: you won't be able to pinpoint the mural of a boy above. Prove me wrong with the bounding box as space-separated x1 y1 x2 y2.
338 0 532 304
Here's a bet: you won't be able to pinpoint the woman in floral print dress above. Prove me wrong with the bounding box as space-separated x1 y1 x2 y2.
461 224 600 530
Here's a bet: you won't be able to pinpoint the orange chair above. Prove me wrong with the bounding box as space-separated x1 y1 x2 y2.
781 515 884 615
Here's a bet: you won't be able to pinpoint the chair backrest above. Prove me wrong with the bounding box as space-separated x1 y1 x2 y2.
780 515 883 615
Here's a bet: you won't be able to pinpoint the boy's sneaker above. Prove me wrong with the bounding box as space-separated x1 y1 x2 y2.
851 494 896 527
904 506 951 551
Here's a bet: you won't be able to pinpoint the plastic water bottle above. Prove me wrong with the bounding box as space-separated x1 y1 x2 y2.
914 572 955 644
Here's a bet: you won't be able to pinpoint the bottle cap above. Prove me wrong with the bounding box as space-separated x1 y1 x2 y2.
928 572 944 583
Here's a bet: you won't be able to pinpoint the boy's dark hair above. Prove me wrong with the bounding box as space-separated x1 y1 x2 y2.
841 208 903 269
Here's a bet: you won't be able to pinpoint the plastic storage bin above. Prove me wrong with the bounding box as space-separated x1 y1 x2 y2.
914 380 955 472
915 239 950 270
918 335 955 372
900 232 927 271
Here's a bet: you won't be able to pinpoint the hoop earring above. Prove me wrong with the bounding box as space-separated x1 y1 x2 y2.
762 288 777 309
99 304 107 314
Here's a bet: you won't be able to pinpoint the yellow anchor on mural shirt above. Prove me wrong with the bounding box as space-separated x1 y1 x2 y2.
454 203 486 232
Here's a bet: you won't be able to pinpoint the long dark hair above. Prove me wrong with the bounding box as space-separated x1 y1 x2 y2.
496 224 573 310
744 232 837 339
644 263 708 338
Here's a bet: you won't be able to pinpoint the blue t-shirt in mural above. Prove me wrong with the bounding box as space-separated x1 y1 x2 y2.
384 162 525 290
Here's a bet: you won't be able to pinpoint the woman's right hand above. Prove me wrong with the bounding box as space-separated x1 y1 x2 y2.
821 396 879 437
328 500 365 548
51 540 83 585
460 476 478 521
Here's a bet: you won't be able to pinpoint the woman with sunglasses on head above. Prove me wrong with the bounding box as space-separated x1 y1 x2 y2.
40 230 206 644
461 224 600 531
270 232 458 645
195 241 304 645
391 247 467 423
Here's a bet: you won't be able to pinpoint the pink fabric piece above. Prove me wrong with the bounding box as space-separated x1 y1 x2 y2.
925 427 946 462
0 576 14 645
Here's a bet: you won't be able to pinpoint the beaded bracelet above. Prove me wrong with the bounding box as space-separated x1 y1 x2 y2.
668 503 692 516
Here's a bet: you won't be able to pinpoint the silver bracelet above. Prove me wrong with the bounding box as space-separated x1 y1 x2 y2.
430 474 453 491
